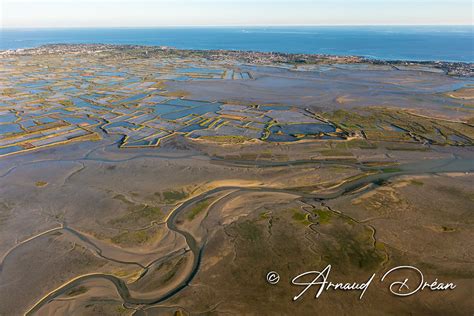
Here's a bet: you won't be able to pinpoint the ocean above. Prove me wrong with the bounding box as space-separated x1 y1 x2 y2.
0 26 473 62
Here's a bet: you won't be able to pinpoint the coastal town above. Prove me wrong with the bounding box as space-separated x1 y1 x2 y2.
2 44 472 76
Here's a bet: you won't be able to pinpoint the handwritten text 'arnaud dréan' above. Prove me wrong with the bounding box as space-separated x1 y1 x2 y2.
290 265 456 301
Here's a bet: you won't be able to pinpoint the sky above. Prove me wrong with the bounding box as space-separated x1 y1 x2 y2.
1 0 472 28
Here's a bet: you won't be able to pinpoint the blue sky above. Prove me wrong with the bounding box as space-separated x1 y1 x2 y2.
1 0 472 28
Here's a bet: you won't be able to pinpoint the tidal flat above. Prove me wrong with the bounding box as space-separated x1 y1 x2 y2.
0 44 473 315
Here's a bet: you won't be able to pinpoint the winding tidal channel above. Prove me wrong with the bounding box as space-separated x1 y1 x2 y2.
17 156 474 315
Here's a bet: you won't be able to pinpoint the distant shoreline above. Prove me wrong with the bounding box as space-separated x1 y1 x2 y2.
2 43 472 77
2 42 472 64
1 26 472 63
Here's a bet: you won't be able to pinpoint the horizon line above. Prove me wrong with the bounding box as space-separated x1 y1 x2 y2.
2 24 473 30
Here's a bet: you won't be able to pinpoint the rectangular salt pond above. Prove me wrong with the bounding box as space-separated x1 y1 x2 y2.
96 71 129 77
106 121 138 129
113 93 148 105
0 113 17 123
72 97 106 111
141 95 169 104
35 117 56 124
177 67 224 75
179 124 205 133
151 104 186 116
271 123 336 135
30 129 88 146
0 123 22 135
241 72 252 80
20 120 36 128
0 145 23 156
161 103 221 120
224 70 234 80
176 76 193 81
165 99 211 107
62 117 98 125
128 114 157 125
266 123 337 142
18 80 49 88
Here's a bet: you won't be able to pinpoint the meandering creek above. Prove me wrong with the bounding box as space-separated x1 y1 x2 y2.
23 155 473 314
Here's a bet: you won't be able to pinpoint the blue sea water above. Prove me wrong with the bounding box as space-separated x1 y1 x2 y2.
0 26 472 62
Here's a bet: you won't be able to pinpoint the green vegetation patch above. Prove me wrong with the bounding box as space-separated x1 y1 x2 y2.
292 210 311 226
441 226 456 232
137 205 163 220
161 256 186 284
236 220 262 242
35 181 48 187
58 100 73 107
187 200 210 221
110 205 163 227
381 167 402 173
259 211 271 220
410 180 424 186
345 139 377 149
162 190 188 203
111 228 155 246
313 209 333 224
321 225 385 271
386 146 429 152
114 305 129 315
323 108 474 146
